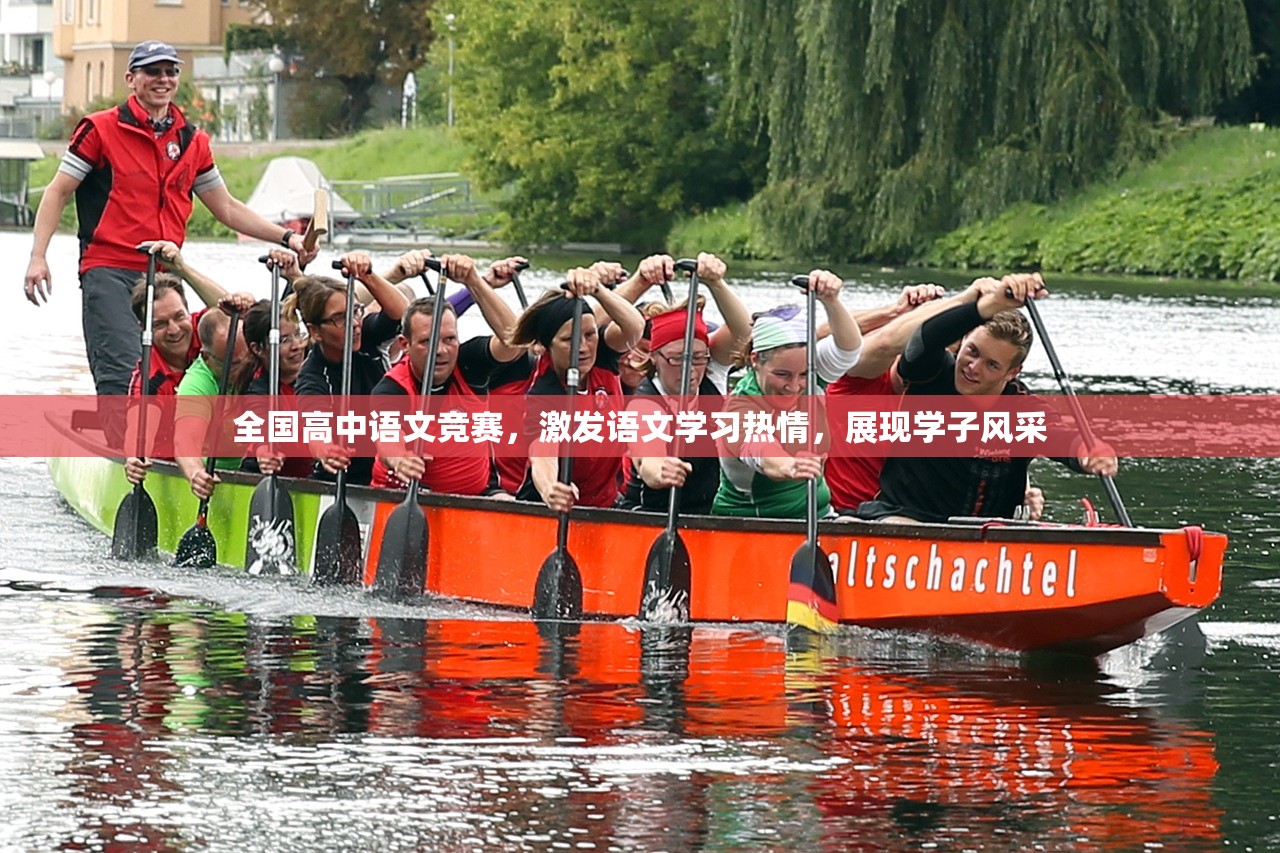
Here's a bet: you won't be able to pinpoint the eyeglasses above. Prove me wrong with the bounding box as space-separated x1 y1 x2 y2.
321 304 365 327
137 65 181 78
281 329 310 346
655 351 712 367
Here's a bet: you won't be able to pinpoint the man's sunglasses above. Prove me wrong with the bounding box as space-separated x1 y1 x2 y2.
136 65 181 78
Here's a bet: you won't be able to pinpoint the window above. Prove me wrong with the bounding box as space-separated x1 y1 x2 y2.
62 0 74 24
86 0 97 24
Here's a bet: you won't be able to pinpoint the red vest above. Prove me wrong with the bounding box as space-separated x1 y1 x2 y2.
825 370 898 510
371 359 492 496
71 97 215 273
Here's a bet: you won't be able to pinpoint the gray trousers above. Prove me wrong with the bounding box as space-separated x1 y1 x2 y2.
81 265 143 396
81 266 144 449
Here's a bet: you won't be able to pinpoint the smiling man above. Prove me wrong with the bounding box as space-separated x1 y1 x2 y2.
856 273 1119 524
21 40 316 421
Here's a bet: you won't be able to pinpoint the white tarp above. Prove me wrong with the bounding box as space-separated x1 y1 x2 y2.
245 156 360 223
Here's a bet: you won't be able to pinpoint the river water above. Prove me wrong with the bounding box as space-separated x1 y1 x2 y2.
1 234 1278 851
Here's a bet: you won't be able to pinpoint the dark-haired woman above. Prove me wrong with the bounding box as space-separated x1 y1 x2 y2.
511 267 644 512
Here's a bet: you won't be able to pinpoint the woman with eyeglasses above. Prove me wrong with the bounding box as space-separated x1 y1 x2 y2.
292 251 411 484
232 295 314 478
617 253 753 514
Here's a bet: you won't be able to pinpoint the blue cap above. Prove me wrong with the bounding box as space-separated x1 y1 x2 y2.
128 41 183 70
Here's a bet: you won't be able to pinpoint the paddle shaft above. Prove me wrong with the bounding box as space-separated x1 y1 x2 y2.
404 262 450 505
1022 299 1132 527
333 261 360 515
663 259 700 534
556 297 585 545
803 276 819 546
135 247 157 461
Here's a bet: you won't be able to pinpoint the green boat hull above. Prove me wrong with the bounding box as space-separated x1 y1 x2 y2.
46 453 325 572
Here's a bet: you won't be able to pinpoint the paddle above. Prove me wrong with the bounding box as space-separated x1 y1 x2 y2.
638 257 699 621
172 308 241 569
303 188 328 252
531 293 586 621
1023 298 1133 527
110 244 161 560
510 260 530 309
785 273 839 633
373 257 448 599
312 260 365 586
245 256 297 576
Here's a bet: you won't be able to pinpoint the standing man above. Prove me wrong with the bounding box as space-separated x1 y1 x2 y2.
21 40 317 406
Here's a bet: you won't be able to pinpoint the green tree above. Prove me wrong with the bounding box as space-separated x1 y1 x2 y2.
248 0 436 133
729 0 1254 261
450 0 764 247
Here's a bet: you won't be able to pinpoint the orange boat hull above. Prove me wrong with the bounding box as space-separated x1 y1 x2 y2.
359 493 1223 656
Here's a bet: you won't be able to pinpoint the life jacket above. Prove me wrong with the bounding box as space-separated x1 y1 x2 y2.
70 96 213 273
370 358 492 496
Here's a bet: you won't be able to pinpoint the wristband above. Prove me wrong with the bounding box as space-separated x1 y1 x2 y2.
280 230 294 248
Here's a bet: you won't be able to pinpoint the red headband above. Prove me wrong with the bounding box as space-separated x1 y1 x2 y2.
648 308 708 352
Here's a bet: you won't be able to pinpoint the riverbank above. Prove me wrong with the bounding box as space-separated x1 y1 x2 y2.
670 126 1280 284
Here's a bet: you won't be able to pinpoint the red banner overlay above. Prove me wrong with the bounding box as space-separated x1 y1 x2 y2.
18 394 1280 459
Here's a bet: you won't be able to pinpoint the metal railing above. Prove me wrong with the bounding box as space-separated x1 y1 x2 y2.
329 173 493 228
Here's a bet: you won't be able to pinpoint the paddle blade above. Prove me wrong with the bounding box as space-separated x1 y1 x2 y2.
172 521 217 569
304 189 329 251
312 502 363 586
531 549 583 621
639 530 691 622
110 485 157 560
372 501 428 599
787 542 839 634
246 477 296 576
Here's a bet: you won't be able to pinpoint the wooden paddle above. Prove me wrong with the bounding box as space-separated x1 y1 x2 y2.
531 293 586 621
245 256 297 576
312 260 365 586
172 308 241 569
638 257 699 621
785 273 839 633
110 243 160 560
303 188 328 252
373 257 448 599
1023 298 1133 526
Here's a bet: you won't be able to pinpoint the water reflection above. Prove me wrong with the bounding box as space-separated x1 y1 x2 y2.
49 595 1222 850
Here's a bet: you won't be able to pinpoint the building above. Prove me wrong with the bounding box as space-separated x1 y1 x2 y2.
0 0 62 136
52 0 257 113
